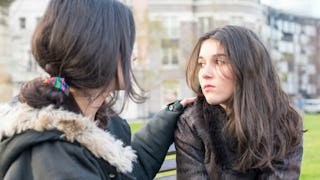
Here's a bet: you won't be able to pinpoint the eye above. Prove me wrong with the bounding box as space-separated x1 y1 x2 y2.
215 59 226 65
197 58 205 68
197 62 205 68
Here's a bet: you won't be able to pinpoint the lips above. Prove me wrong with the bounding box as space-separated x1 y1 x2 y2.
203 84 215 90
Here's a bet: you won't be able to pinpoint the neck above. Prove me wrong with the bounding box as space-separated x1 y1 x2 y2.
70 88 108 121
75 96 105 121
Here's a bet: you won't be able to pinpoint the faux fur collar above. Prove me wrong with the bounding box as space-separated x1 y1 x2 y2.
182 98 235 170
0 102 136 173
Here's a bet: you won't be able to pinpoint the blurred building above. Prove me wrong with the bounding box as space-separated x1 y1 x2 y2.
267 8 320 97
133 0 268 115
8 0 49 96
0 0 14 102
4 0 320 118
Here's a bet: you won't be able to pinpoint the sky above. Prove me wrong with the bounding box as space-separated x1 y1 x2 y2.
261 0 320 18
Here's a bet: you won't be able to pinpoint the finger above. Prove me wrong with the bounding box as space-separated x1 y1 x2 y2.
180 97 196 107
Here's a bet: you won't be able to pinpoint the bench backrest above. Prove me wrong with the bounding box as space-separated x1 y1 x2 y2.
154 144 177 180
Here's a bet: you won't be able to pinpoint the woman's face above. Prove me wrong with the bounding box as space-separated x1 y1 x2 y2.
198 39 234 107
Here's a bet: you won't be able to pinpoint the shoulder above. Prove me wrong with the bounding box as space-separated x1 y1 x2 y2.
0 130 96 179
8 131 117 179
176 98 226 141
1 130 129 180
176 102 205 139
0 103 136 174
179 103 199 128
1 130 98 163
179 97 218 131
174 102 207 153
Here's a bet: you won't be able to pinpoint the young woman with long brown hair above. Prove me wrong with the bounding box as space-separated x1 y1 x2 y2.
174 25 303 179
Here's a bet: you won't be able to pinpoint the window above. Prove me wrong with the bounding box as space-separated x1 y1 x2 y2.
199 17 212 34
27 50 37 72
161 39 179 66
19 17 26 29
159 16 180 67
281 32 293 41
162 16 179 38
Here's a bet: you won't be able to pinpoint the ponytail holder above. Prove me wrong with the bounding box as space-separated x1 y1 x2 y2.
43 77 70 95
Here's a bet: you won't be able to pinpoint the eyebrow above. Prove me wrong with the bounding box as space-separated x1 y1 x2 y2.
198 53 227 59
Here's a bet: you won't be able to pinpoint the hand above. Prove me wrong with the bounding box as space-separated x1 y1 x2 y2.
180 97 196 107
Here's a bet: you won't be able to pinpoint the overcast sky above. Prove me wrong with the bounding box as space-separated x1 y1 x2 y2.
261 0 320 18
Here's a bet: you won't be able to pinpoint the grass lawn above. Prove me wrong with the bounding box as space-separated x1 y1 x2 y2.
129 121 146 133
129 113 320 179
300 113 320 179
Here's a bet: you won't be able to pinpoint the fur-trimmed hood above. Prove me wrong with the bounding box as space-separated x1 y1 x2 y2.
0 102 136 173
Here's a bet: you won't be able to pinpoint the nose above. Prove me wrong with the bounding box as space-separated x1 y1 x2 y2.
200 64 214 79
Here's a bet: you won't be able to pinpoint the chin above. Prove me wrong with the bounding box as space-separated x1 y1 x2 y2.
203 95 224 105
205 98 219 105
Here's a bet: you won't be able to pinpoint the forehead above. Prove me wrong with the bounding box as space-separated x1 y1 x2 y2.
199 39 225 56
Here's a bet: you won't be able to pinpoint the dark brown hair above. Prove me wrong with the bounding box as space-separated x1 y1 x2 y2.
19 0 145 127
186 25 303 171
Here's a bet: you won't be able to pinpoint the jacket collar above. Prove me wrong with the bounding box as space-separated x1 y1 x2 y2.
0 102 136 173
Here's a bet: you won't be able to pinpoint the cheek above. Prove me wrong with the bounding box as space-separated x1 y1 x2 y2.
216 73 234 100
116 63 125 89
198 68 206 80
197 70 202 81
220 65 233 78
224 73 234 95
118 70 125 89
225 80 234 97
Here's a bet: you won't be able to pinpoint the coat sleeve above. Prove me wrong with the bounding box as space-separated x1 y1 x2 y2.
259 142 303 180
174 111 209 180
131 100 184 180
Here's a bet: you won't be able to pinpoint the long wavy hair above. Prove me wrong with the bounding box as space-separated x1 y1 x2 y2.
186 25 303 171
19 0 145 127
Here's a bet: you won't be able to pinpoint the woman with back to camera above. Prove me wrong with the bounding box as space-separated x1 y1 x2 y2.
0 0 193 179
174 25 303 179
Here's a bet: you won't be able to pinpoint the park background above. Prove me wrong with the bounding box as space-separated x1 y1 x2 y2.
0 0 319 179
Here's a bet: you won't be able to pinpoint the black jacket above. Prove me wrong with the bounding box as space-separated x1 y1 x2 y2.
0 100 184 180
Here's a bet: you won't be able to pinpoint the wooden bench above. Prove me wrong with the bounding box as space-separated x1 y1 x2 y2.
154 143 177 180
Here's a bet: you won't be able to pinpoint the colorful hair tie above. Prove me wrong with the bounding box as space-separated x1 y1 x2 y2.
43 77 70 95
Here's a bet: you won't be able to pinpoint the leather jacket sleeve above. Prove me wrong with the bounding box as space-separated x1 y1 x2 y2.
131 100 184 180
174 110 209 180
